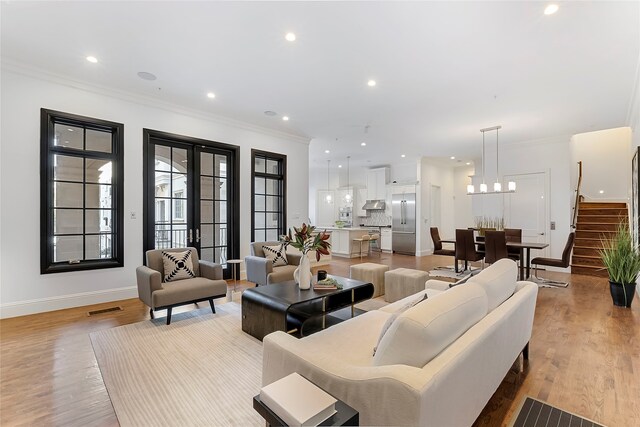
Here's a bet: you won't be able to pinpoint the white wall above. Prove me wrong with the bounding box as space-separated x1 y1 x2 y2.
570 127 632 201
453 165 476 230
472 136 572 264
416 158 456 256
0 68 310 318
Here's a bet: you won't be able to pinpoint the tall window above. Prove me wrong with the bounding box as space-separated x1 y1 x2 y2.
40 109 124 274
252 150 286 242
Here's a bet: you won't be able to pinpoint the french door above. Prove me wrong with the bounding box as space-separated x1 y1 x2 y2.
143 130 239 278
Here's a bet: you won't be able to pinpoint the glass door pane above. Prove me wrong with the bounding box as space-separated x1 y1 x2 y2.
153 144 190 249
197 149 229 267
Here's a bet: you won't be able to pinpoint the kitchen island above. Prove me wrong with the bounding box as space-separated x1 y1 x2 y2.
320 227 379 258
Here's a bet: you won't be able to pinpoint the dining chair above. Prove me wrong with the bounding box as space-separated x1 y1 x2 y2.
431 227 457 271
504 228 522 261
455 229 484 272
484 231 509 265
530 232 575 287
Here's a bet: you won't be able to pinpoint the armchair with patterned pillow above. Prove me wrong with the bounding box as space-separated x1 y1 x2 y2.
245 241 302 286
136 247 228 324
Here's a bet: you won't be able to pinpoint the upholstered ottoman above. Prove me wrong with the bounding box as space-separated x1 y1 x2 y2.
384 268 430 302
350 263 389 298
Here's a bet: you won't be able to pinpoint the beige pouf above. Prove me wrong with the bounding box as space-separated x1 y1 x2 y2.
384 268 430 302
350 262 389 298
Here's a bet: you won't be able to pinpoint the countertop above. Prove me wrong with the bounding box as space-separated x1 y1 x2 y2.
319 226 391 231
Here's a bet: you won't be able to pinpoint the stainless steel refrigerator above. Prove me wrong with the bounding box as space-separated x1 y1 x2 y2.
392 193 416 255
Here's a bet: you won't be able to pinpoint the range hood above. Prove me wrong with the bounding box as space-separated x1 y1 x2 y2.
362 200 386 210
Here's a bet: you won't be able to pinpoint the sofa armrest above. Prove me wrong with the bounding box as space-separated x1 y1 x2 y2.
425 279 451 291
287 253 302 266
245 256 272 286
199 260 223 280
136 266 163 308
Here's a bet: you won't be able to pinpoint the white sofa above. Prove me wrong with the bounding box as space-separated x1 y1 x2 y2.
262 259 538 426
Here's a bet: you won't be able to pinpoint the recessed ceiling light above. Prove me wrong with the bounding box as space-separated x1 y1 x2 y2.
264 110 277 116
466 162 471 165
361 142 366 146
285 32 296 42
207 92 216 99
401 154 406 158
67 128 74 132
338 165 342 168
599 190 604 194
544 4 559 15
282 116 289 121
86 56 98 63
325 150 330 154
64 140 69 144
137 71 157 81
367 80 377 87
450 156 455 160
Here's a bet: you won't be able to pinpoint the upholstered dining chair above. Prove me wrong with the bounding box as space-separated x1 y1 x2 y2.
455 229 484 272
530 232 575 287
484 231 509 265
504 228 522 261
431 227 456 270
136 247 228 325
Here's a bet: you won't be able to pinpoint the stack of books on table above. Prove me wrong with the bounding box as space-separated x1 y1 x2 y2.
259 372 337 426
313 283 338 291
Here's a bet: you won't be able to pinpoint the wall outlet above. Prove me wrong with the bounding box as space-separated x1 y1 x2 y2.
130 211 137 220
550 221 556 230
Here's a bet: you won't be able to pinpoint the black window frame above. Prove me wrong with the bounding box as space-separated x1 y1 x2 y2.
251 149 287 242
40 108 124 274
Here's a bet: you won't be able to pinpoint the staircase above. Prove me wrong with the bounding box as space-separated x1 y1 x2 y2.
571 201 628 277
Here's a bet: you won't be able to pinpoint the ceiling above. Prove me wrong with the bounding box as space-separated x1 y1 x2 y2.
2 1 639 168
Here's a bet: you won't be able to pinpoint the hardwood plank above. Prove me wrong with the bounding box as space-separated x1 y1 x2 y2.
1 254 638 427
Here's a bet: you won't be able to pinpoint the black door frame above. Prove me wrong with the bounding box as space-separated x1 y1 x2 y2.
142 129 240 279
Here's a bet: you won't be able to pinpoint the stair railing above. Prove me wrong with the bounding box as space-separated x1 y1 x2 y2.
571 161 583 229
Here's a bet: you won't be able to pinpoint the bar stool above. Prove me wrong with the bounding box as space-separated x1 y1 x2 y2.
369 233 381 257
352 234 371 259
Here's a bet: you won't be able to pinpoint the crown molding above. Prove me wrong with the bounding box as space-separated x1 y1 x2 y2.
1 59 311 145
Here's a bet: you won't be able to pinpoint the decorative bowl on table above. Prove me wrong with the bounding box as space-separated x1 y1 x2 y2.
334 221 346 228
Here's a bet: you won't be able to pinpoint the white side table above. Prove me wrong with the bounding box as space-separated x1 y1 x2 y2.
227 259 243 297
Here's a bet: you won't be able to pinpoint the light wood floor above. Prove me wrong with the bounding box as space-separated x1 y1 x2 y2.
1 253 638 426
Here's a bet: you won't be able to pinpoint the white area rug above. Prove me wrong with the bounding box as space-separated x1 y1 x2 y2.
90 303 263 427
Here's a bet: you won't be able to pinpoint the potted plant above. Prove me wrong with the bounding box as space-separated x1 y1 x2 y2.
281 223 331 290
599 222 639 308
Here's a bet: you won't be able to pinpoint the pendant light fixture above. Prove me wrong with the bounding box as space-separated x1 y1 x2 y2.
467 125 516 195
344 156 352 204
325 159 333 204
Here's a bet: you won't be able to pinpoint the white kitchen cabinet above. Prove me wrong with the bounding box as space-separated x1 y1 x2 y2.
366 167 389 200
381 228 392 251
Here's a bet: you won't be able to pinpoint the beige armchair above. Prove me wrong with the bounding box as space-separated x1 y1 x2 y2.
136 247 228 325
245 241 302 286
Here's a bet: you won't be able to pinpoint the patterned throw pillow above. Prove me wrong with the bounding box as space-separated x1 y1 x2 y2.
263 244 288 267
162 250 196 282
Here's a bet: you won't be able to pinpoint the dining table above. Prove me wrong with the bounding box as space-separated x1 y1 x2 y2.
439 238 549 280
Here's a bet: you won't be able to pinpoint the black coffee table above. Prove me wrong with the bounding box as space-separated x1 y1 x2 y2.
241 275 374 341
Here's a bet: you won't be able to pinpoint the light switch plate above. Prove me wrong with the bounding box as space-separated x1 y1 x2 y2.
550 221 556 230
130 211 137 220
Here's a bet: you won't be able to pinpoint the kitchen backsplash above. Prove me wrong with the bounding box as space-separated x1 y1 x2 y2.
362 211 392 227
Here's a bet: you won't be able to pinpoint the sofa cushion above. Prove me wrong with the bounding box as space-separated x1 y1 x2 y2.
267 265 297 284
373 283 488 368
151 277 227 308
162 250 196 282
466 258 517 311
263 244 288 267
373 293 428 355
379 288 443 314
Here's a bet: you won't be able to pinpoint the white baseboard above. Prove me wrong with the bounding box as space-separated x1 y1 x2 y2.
0 286 138 319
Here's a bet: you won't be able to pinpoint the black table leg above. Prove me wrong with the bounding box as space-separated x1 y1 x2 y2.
519 248 525 280
526 248 532 279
